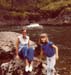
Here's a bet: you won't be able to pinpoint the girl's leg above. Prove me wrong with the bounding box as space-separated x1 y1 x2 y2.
52 55 56 75
47 55 56 75
50 55 56 75
47 57 51 75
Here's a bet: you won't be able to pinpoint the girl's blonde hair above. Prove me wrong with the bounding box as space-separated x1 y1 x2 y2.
40 33 48 37
38 33 48 59
38 33 48 44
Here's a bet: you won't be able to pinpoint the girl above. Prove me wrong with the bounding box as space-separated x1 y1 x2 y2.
15 28 34 72
39 33 59 75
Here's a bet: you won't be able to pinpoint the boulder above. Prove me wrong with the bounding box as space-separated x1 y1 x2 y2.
0 32 20 52
0 57 47 75
0 31 36 52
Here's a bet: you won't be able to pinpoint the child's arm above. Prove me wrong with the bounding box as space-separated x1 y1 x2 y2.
52 44 59 60
40 48 44 59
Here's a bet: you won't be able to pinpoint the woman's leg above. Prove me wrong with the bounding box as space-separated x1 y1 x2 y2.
27 47 34 72
22 47 28 58
27 47 34 61
25 58 30 72
21 47 30 72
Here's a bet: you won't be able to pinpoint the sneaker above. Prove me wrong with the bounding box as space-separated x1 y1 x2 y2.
25 65 29 72
29 65 33 72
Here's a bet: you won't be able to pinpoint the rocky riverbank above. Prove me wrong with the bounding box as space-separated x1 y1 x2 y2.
0 26 71 75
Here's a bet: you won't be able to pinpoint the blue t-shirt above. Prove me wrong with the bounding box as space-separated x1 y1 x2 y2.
41 41 55 57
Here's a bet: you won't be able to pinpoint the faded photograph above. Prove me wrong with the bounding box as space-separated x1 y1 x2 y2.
0 0 71 75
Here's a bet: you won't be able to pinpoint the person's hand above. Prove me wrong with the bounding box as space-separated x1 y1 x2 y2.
16 55 20 59
56 55 59 60
37 58 42 65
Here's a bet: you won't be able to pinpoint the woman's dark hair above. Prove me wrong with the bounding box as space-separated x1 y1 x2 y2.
21 27 27 32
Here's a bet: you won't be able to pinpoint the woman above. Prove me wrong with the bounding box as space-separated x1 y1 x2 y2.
15 28 34 72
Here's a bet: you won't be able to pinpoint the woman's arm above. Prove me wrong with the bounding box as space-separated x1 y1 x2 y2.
15 38 19 56
28 40 30 48
52 44 59 60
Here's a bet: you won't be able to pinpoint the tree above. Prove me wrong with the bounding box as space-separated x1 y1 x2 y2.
0 0 12 8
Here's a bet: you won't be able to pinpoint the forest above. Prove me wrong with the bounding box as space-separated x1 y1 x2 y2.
0 0 71 25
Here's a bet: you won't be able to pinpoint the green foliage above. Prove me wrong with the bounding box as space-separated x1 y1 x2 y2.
0 0 12 8
0 0 71 11
0 0 71 17
40 0 71 11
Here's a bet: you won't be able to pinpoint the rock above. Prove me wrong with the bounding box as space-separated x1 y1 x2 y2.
26 23 43 29
1 62 9 71
0 31 37 64
0 32 20 52
0 32 37 52
0 57 47 75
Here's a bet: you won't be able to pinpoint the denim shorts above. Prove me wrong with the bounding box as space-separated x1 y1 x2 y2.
18 47 34 61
